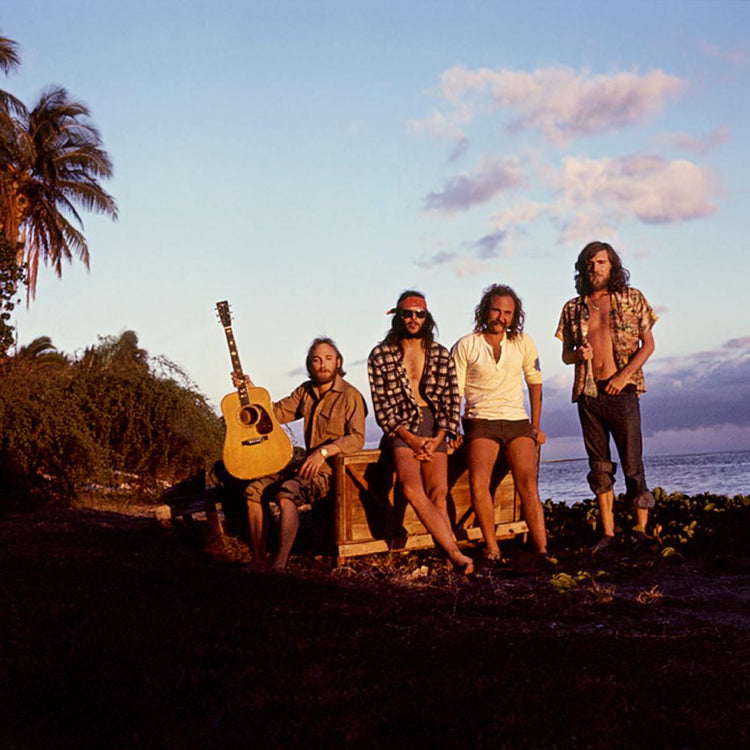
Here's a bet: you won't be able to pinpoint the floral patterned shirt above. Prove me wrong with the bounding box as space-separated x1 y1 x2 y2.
555 287 658 401
367 340 461 439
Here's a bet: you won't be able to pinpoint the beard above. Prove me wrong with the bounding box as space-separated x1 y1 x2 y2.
589 273 610 292
403 325 428 339
313 370 337 386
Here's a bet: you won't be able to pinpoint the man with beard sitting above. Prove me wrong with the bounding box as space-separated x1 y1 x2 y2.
234 337 366 570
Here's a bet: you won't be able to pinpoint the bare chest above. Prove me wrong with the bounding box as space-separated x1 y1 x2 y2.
585 297 617 378
402 347 427 404
586 300 611 336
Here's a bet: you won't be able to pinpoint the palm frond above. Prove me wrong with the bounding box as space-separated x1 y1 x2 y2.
0 33 21 75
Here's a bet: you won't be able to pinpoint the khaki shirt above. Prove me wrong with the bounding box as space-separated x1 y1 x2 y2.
273 374 366 461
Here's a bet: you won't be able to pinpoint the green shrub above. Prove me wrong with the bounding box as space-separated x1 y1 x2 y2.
544 489 750 556
0 367 101 505
0 332 223 508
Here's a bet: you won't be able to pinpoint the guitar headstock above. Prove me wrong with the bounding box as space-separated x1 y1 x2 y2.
216 300 232 327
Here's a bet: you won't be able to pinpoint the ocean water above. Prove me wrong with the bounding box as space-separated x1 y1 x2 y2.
539 450 750 505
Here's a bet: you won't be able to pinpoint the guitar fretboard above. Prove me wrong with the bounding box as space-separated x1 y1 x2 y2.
222 326 252 407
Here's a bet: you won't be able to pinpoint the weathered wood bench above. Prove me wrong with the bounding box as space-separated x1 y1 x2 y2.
155 447 528 563
333 447 527 562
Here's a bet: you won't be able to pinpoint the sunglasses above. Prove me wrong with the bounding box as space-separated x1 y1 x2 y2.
399 309 427 319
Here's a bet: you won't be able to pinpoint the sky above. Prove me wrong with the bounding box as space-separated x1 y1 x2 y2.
4 0 750 459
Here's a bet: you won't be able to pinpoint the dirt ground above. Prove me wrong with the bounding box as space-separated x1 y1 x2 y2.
2 504 749 749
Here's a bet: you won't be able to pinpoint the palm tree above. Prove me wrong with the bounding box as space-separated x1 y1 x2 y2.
1 32 117 300
12 334 68 370
1 31 26 236
1 86 118 299
79 330 149 376
0 32 25 216
0 32 21 74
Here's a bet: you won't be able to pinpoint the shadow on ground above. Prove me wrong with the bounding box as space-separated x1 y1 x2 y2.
2 506 749 749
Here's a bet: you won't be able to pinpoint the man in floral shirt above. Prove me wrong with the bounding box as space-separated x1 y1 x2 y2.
368 290 474 575
556 241 658 552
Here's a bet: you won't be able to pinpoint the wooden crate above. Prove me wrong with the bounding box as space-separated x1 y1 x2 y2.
334 446 528 561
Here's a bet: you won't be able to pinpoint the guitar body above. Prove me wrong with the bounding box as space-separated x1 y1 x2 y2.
220 388 293 480
215 300 294 481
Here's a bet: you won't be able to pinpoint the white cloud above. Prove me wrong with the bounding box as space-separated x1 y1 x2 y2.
724 336 750 350
447 137 470 163
554 211 620 246
424 157 526 214
489 201 548 231
555 154 719 229
416 250 500 278
418 65 687 143
700 41 748 66
656 125 730 154
406 103 476 140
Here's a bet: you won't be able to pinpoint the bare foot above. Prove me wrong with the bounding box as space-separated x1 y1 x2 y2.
591 535 615 554
243 558 267 572
454 553 475 577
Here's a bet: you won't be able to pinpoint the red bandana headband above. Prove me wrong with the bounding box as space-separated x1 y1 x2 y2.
387 295 428 314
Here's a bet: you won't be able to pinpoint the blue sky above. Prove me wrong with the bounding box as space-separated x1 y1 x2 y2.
4 0 750 458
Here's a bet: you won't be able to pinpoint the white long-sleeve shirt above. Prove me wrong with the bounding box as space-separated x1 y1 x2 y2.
451 332 542 421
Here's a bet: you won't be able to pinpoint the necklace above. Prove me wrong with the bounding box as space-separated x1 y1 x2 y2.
590 293 608 310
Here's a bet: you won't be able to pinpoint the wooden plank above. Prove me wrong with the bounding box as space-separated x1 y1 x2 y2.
333 446 528 560
155 445 530 564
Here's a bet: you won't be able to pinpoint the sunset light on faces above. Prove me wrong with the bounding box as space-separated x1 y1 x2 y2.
5 0 750 459
309 344 339 387
485 296 516 337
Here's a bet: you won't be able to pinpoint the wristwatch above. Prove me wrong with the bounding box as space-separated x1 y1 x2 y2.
319 447 330 458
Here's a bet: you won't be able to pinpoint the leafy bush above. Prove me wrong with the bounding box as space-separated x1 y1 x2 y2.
0 366 101 505
544 488 750 556
0 331 223 508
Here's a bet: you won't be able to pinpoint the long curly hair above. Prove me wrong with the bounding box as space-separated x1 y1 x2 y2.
383 290 437 348
473 283 524 340
574 241 630 296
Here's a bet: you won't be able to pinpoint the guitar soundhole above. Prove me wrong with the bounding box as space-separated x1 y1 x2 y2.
240 405 274 435
239 407 259 427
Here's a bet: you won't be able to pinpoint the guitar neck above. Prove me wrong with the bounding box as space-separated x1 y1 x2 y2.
223 325 252 406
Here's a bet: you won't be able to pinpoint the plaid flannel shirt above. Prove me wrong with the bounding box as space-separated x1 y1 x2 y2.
367 340 461 439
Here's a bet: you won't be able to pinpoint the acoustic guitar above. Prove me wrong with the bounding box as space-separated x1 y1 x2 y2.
216 301 293 480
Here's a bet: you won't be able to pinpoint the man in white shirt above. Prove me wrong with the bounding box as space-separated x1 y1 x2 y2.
452 284 549 564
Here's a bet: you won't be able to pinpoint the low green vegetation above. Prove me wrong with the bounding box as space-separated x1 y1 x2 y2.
543 487 750 558
0 330 222 507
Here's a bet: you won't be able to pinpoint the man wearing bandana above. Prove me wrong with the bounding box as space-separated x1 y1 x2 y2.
452 284 550 566
368 290 475 575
